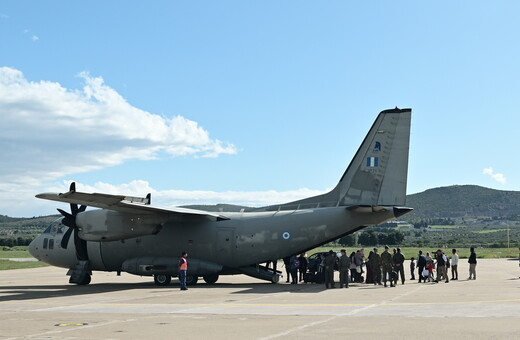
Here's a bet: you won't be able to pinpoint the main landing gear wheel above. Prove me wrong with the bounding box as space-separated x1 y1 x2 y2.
78 274 91 285
271 274 280 284
203 274 219 284
154 274 172 286
186 275 199 286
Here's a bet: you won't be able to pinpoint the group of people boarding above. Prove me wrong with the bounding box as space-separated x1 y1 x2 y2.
290 246 479 288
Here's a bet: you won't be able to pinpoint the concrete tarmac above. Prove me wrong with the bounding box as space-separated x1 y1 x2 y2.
0 258 519 339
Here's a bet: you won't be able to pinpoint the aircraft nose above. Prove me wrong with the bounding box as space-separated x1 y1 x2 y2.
28 236 40 259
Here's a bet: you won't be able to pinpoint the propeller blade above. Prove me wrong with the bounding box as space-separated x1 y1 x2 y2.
70 202 86 216
56 197 89 260
73 229 89 261
70 203 78 216
57 208 73 219
57 208 75 228
61 227 73 249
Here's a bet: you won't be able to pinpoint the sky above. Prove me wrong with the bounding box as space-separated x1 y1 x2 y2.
1 1 519 217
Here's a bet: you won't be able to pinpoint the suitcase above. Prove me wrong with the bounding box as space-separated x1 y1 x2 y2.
303 272 315 283
304 271 324 284
315 271 324 284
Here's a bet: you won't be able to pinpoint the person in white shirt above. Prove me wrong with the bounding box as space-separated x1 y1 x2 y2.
451 248 459 280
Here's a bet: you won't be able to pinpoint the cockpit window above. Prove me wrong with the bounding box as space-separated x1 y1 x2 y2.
48 239 54 249
44 218 65 235
43 238 48 249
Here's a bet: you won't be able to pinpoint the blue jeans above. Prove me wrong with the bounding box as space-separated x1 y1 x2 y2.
179 270 187 290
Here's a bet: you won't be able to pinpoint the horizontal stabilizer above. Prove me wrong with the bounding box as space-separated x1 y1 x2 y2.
346 205 413 217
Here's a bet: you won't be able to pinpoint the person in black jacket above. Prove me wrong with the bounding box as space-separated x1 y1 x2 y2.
298 253 308 282
468 247 477 280
283 256 291 283
435 249 449 283
393 248 405 285
417 250 427 283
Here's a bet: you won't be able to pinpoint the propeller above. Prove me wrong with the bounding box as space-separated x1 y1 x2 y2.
58 183 88 261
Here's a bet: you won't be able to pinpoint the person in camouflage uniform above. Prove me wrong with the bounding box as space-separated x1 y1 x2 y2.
381 246 394 287
324 250 336 289
338 249 350 288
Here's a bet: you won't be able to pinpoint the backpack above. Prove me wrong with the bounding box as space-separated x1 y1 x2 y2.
292 259 300 269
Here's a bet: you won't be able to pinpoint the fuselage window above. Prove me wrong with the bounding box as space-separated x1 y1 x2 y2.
49 239 54 250
43 238 48 249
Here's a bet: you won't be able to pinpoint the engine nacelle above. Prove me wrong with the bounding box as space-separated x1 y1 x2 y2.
76 209 162 241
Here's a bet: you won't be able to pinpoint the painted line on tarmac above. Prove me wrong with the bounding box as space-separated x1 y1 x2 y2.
259 284 424 339
1 298 520 308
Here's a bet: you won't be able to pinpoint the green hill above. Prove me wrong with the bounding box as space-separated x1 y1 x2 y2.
406 185 520 220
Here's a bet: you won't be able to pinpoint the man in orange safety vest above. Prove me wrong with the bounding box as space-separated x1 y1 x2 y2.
179 251 188 291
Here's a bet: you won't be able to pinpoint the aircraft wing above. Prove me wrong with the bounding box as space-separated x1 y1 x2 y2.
36 185 230 221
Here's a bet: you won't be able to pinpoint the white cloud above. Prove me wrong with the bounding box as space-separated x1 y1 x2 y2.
482 167 506 184
22 29 38 41
0 67 238 216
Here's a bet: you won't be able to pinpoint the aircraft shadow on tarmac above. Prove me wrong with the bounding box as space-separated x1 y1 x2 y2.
0 282 155 302
0 281 341 302
197 282 369 294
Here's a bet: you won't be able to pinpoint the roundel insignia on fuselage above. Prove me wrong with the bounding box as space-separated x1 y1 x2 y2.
282 231 290 240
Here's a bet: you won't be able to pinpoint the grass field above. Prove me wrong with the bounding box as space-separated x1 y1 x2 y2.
425 225 462 229
0 259 49 270
0 246 31 258
475 229 508 234
1 245 518 271
0 246 50 270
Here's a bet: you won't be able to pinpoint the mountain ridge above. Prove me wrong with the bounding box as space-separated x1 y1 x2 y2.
405 185 520 220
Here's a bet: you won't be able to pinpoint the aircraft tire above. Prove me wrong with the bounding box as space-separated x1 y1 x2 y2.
186 275 198 286
203 274 219 284
271 275 280 284
154 274 172 286
78 274 91 285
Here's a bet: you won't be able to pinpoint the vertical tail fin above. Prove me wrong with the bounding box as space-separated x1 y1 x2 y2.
337 108 411 206
290 108 412 207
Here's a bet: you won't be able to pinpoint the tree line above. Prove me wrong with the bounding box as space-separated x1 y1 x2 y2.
338 230 405 247
412 218 455 228
0 237 33 247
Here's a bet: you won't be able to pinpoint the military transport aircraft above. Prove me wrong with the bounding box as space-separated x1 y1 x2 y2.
29 107 412 286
